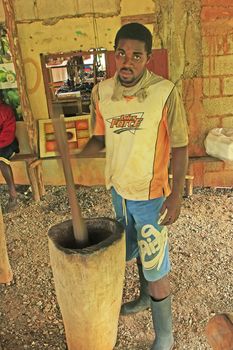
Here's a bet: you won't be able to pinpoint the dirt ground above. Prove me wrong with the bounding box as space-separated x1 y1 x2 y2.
0 184 232 350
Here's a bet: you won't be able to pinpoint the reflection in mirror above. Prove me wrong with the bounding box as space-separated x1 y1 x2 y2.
43 49 106 117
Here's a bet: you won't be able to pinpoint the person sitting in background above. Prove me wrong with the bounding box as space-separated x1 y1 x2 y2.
0 90 19 212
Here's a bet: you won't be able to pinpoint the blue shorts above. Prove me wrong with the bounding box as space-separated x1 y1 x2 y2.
111 187 171 282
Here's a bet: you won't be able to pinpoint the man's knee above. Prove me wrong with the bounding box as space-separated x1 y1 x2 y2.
148 274 170 299
0 160 6 169
0 160 10 170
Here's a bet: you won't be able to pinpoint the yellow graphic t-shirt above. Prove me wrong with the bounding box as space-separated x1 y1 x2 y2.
93 73 188 200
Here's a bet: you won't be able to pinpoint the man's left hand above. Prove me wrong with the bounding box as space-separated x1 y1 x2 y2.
158 193 182 226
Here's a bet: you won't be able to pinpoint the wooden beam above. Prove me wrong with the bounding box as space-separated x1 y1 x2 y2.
2 0 45 198
2 0 37 154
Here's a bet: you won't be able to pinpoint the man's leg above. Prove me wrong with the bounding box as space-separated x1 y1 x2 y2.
149 276 174 350
121 257 151 315
0 161 18 211
149 274 170 299
111 188 150 314
128 197 174 349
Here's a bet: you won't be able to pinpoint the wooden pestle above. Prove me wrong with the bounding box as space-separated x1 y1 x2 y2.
51 105 89 248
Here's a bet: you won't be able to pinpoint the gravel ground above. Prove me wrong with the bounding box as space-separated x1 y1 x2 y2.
0 185 232 350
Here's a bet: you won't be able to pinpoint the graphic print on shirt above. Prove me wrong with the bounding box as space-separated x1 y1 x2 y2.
138 224 168 271
106 112 144 134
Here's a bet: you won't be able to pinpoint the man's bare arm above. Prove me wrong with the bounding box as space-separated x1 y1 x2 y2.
160 146 188 225
78 135 105 157
170 146 189 197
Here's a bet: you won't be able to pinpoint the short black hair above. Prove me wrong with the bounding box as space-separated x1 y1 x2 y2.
114 22 152 54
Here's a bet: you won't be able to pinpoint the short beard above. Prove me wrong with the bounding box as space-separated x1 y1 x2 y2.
118 76 135 86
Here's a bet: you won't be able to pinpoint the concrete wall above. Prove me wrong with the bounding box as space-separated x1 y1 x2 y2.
0 0 233 188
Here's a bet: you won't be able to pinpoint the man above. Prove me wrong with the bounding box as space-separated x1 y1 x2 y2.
0 90 19 212
80 23 188 350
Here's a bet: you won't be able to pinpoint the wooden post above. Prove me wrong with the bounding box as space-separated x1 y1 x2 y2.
29 159 46 197
0 205 13 284
36 163 46 197
2 0 37 153
185 175 194 197
2 0 45 196
26 162 41 202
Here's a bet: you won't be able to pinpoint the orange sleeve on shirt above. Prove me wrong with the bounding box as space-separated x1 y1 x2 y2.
93 100 105 136
149 106 171 199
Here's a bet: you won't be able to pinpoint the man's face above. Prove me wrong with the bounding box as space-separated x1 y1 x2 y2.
115 38 151 87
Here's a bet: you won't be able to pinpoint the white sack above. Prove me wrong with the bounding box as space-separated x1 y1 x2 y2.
204 128 233 162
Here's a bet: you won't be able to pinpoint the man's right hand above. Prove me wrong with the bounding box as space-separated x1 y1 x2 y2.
78 135 105 157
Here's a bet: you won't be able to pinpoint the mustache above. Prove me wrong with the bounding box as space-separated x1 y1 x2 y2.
120 68 133 73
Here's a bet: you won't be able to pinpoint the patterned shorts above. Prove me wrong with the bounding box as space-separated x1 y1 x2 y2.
0 138 19 164
111 187 171 282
